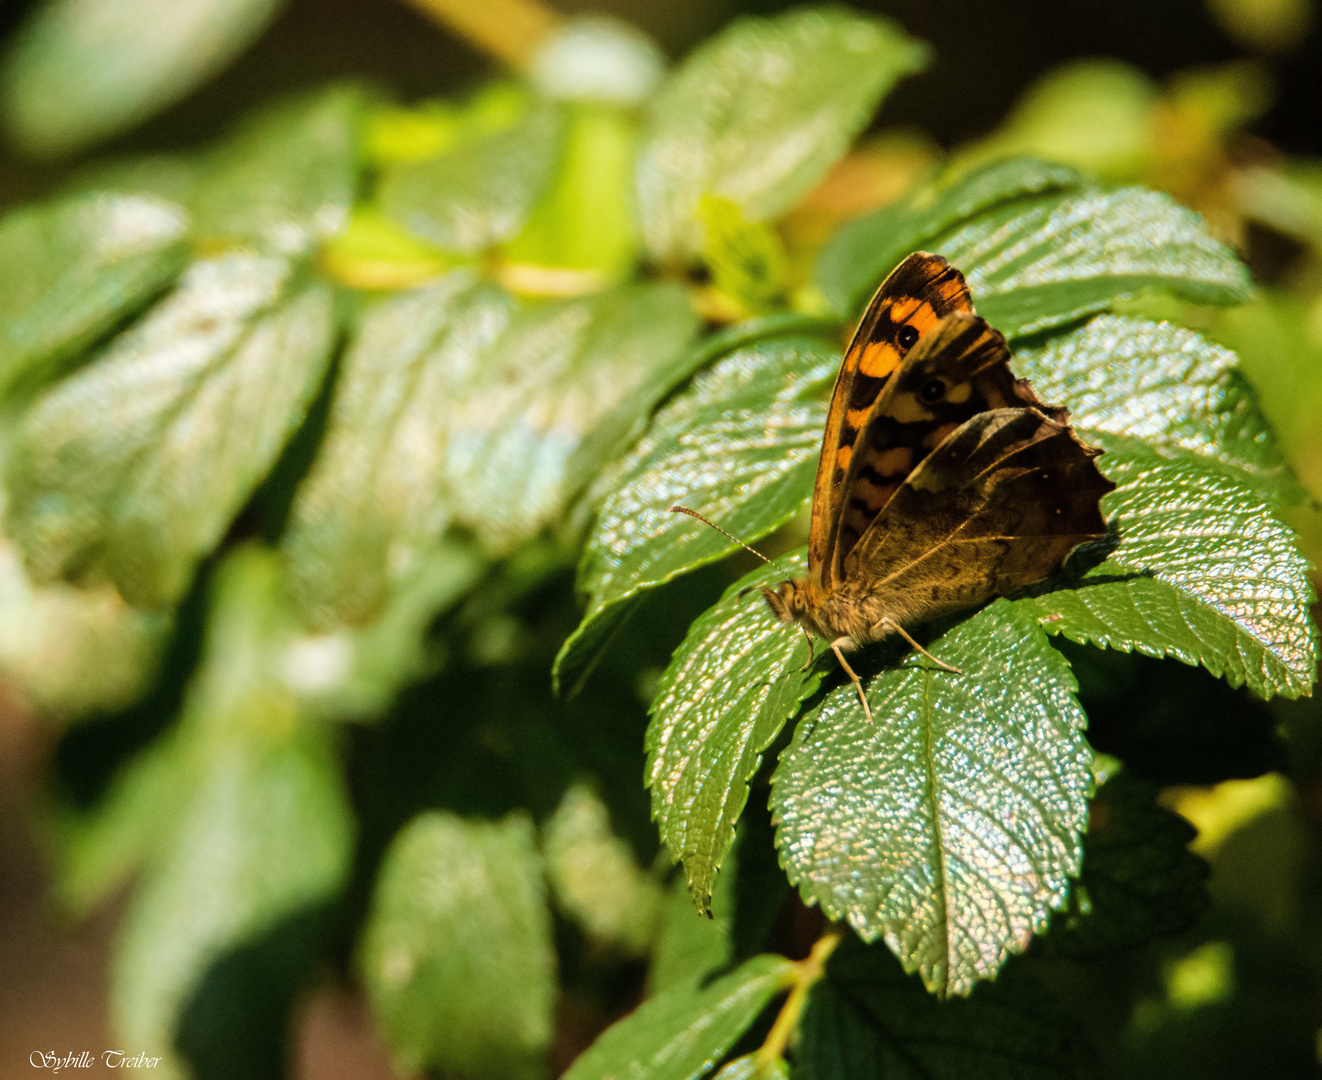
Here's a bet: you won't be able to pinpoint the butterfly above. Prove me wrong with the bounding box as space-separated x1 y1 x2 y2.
675 252 1114 722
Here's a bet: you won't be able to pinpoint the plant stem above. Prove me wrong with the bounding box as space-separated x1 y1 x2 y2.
756 929 842 1071
397 0 562 67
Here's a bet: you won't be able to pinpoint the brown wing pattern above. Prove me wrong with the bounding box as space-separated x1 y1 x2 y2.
839 407 1115 637
806 253 972 596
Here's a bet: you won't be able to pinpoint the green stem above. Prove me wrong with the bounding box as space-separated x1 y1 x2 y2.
396 0 561 67
756 929 842 1072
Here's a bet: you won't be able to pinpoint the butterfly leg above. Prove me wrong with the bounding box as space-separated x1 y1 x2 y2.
830 639 874 723
796 626 815 671
876 617 963 674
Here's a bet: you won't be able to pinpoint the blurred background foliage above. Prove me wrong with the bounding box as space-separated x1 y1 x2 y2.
0 0 1319 1078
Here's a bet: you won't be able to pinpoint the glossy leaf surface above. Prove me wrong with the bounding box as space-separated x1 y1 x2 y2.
647 553 822 910
771 601 1092 996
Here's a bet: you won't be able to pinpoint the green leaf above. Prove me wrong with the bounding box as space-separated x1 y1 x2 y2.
949 187 1252 338
650 867 735 994
284 275 514 626
442 282 699 555
191 85 363 255
544 782 664 954
797 937 1096 1079
562 336 836 690
359 810 555 1080
7 253 336 608
379 95 564 255
563 953 795 1080
1013 437 1317 700
648 553 822 911
817 157 1084 315
280 540 486 718
1013 314 1294 496
700 194 791 314
503 101 640 275
0 0 285 158
771 600 1093 996
636 7 928 262
0 536 168 717
111 548 353 1072
816 161 1251 337
0 190 187 396
1048 771 1208 958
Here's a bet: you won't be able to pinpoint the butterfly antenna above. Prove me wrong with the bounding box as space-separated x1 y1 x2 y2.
669 505 775 567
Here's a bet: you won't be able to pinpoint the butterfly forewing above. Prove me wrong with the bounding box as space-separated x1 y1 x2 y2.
807 253 972 595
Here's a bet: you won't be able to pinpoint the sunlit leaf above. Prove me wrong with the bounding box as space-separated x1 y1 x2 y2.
637 7 928 262
648 553 822 911
191 85 364 255
797 937 1096 1079
817 157 1084 315
359 811 555 1080
817 159 1251 337
442 282 699 555
111 549 353 1073
0 0 286 157
561 336 836 690
563 953 795 1080
7 253 336 609
714 1054 788 1080
0 190 187 396
379 95 564 255
1014 437 1317 700
771 601 1093 996
1013 314 1295 497
284 274 513 626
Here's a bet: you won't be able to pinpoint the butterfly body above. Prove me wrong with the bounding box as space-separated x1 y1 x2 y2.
761 253 1114 692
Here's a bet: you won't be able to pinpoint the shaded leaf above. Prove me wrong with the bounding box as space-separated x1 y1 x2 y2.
562 336 836 689
191 85 363 255
7 253 336 608
280 540 486 719
111 549 353 1073
379 96 564 255
1016 436 1316 699
637 7 928 262
0 0 285 157
563 953 795 1080
650 866 735 994
817 161 1250 338
1048 771 1209 958
544 782 664 954
1013 314 1294 496
797 936 1096 1079
817 157 1084 315
284 275 514 626
0 190 187 396
648 553 822 911
359 811 555 1080
771 601 1093 996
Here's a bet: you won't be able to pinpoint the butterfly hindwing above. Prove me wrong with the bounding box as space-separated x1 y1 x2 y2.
840 406 1114 627
807 253 972 594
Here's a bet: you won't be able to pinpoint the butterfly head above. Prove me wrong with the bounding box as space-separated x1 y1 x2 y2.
761 579 813 624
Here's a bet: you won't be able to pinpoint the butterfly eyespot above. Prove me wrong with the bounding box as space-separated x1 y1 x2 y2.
897 325 920 350
919 378 945 403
